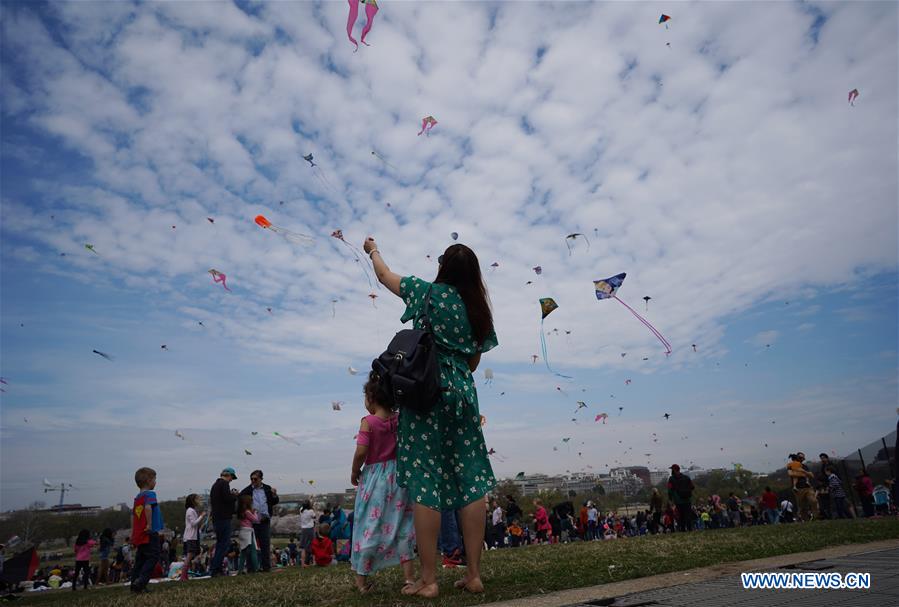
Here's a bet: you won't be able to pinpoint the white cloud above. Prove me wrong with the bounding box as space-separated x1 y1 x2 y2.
1 1 897 508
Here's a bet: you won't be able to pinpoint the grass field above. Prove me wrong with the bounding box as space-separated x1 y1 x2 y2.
16 518 899 607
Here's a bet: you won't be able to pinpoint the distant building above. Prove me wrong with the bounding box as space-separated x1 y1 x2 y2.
612 466 651 487
601 469 645 497
42 504 103 516
649 469 669 486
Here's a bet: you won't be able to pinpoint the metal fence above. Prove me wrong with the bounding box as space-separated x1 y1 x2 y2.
838 428 896 509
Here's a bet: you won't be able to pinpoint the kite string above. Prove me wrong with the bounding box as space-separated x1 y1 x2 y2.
613 296 672 354
540 320 573 379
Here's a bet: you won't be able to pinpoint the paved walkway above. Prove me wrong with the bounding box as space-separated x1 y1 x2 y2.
486 538 899 607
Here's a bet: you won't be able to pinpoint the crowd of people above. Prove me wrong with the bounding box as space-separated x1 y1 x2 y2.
5 242 897 599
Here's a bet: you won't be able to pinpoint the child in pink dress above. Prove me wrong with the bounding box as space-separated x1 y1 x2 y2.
349 371 416 593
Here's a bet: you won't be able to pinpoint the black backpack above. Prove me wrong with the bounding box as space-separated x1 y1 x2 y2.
371 285 441 414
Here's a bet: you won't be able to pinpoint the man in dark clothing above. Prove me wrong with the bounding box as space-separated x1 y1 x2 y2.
240 470 279 571
209 467 238 576
667 464 695 532
505 496 523 527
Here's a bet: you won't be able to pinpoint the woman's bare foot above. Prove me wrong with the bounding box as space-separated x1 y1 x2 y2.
401 579 424 595
454 576 484 593
415 582 439 598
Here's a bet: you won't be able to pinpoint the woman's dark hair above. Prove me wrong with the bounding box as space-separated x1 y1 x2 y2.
301 500 312 511
238 494 253 517
101 528 114 541
75 529 90 546
434 244 494 347
364 370 393 410
185 493 200 510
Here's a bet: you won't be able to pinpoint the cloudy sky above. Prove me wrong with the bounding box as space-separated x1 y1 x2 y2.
1 1 896 511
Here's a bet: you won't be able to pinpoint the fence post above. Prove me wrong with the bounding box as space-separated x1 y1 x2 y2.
883 437 894 478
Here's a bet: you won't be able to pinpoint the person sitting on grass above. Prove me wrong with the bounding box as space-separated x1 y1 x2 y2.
311 523 334 567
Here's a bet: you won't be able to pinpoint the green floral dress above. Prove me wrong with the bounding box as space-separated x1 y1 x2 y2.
396 276 498 510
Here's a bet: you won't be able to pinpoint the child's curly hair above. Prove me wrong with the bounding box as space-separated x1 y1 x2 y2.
363 370 394 410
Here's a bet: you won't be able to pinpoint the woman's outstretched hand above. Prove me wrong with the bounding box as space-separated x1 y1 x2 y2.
364 237 378 255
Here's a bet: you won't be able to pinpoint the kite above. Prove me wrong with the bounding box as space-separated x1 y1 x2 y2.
303 153 339 193
564 233 590 255
594 273 672 355
526 280 534 285
663 413 671 420
624 379 631 385
254 215 315 246
266 307 273 314
198 321 205 328
332 401 343 411
659 14 671 28
618 406 624 415
484 368 494 385
273 431 301 446
331 229 376 289
346 0 379 51
574 401 588 412
692 344 697 352
208 269 231 292
243 449 253 456
556 385 568 397
207 217 215 224
848 88 859 106
92 349 113 361
161 345 168 351
0 378 7 385
331 298 338 318
539 298 573 378
175 430 185 440
368 292 378 307
371 150 397 170
531 354 539 364
490 262 499 271
595 413 608 424
450 232 459 241
533 266 543 275
643 296 651 311
251 431 258 436
84 244 99 255
348 366 359 375
562 437 571 443
418 115 438 136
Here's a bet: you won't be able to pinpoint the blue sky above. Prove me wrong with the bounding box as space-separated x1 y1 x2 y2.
1 1 897 510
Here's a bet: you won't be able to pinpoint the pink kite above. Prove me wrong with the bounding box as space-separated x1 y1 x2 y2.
848 88 859 106
595 413 608 424
347 0 379 51
418 116 438 136
208 269 231 292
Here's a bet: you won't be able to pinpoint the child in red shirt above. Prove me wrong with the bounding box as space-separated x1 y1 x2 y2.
310 523 334 566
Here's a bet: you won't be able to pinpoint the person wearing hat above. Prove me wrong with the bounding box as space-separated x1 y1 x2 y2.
666 464 695 532
209 467 239 576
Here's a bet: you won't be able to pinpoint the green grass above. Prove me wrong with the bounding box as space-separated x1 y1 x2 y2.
16 519 899 607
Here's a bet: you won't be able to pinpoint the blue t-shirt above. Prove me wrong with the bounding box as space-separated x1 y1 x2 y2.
136 490 164 533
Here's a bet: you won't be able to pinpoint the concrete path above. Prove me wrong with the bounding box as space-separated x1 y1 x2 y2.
485 538 899 607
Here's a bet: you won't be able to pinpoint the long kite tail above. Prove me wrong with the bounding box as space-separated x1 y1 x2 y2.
360 1 379 46
540 320 573 379
346 0 360 50
613 296 672 354
336 239 377 290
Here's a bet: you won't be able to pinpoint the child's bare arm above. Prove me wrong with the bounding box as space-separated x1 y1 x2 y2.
351 418 370 486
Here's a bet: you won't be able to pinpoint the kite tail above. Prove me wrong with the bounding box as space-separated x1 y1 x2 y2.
540 321 573 379
360 2 379 46
613 296 672 355
346 0 360 51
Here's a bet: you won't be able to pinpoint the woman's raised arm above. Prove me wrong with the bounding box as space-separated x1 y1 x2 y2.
364 237 402 296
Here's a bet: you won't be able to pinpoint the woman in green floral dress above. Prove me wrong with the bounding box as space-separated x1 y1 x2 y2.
364 237 497 598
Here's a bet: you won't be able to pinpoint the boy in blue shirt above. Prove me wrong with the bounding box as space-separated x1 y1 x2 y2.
130 467 164 593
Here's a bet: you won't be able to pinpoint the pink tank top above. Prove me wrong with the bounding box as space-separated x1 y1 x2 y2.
356 414 398 465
